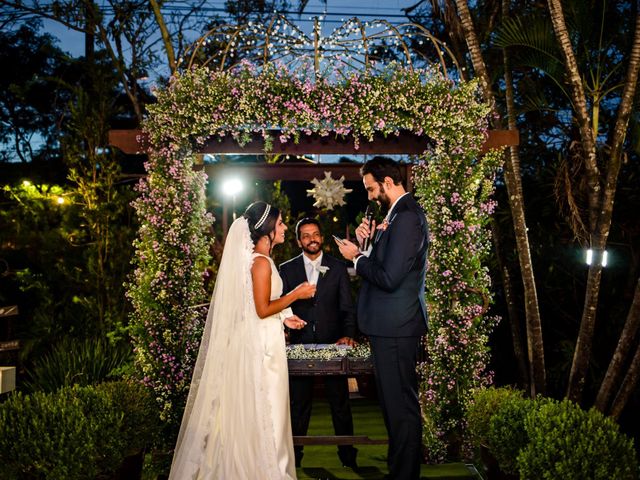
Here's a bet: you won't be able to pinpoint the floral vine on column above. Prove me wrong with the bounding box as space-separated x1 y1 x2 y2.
127 145 213 432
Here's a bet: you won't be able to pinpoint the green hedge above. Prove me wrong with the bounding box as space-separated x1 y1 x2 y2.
518 399 638 480
0 380 160 480
467 386 525 448
467 387 638 479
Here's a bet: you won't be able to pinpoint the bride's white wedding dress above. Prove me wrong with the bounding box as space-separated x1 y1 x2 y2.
253 252 297 479
168 218 297 480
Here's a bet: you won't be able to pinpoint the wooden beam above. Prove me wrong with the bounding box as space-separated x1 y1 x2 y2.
109 130 146 155
108 129 518 155
0 306 18 318
202 162 390 182
293 435 387 446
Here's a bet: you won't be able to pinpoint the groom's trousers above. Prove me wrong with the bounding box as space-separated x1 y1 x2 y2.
369 335 422 480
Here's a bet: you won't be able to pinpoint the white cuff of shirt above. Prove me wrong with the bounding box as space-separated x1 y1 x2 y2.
353 246 371 268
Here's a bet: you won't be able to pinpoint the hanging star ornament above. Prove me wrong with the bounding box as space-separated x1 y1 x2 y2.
306 171 353 211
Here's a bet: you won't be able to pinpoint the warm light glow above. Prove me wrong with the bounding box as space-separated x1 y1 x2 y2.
221 178 243 197
56 196 65 205
22 180 31 187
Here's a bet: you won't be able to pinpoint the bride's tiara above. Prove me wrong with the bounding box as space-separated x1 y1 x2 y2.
254 204 271 229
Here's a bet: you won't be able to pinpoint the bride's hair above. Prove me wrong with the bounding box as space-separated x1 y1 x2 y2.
244 201 281 245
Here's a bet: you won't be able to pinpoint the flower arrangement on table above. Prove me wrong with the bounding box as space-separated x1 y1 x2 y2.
286 342 371 360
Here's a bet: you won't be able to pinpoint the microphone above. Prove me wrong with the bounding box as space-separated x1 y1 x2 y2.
361 204 374 251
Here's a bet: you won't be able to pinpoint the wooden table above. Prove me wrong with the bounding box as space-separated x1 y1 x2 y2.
288 356 374 376
287 356 387 446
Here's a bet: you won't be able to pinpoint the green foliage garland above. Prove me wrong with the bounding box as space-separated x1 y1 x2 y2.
414 133 503 458
127 147 212 429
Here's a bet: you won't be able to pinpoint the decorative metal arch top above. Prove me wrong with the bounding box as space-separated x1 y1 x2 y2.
180 15 461 80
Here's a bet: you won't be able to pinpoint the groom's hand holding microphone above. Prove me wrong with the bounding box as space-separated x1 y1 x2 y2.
335 205 375 261
357 205 375 251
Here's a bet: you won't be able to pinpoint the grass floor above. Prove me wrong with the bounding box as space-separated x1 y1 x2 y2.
297 397 482 480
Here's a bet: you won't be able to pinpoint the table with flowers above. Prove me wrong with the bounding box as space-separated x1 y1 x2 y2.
286 343 387 446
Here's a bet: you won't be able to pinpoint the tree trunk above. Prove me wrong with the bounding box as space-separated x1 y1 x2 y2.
149 0 177 75
596 277 640 413
547 0 640 402
500 0 545 396
491 220 529 389
610 340 640 420
546 0 599 228
453 0 546 396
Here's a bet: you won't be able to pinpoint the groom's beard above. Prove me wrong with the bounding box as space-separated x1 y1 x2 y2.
376 186 392 211
301 241 322 255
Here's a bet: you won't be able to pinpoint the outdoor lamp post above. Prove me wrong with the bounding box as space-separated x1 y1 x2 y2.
221 177 243 220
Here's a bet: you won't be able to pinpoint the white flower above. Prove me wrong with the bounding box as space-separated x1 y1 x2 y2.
318 265 330 276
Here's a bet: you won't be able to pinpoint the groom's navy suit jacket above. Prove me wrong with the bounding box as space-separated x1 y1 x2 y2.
356 193 428 337
280 253 356 344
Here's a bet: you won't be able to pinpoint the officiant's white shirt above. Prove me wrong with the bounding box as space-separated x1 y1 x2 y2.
303 251 324 285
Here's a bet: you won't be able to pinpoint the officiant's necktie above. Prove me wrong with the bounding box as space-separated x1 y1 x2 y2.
306 260 320 285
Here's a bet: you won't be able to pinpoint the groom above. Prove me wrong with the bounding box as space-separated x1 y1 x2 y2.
280 218 358 469
335 157 428 479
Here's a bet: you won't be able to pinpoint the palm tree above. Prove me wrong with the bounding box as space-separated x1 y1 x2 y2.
546 0 640 403
452 0 547 396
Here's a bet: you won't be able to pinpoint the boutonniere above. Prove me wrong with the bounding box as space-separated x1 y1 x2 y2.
377 214 396 232
377 219 390 232
318 265 330 276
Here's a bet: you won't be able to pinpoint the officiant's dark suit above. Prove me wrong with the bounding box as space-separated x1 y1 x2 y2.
336 157 428 480
279 218 358 469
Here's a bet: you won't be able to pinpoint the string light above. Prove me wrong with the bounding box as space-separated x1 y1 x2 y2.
183 14 458 77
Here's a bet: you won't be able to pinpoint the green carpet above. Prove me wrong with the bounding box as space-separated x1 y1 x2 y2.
296 398 482 479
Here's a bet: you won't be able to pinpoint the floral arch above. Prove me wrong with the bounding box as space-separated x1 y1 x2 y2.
126 15 505 460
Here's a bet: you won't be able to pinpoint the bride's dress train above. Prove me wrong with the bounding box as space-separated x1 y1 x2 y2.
168 218 296 479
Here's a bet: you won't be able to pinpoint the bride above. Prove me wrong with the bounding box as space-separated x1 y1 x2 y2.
169 201 316 479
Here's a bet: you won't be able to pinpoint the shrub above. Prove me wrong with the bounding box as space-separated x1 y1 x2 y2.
518 399 638 480
73 385 128 475
466 386 525 447
0 381 159 479
486 393 542 474
95 380 162 455
22 336 132 393
0 387 104 479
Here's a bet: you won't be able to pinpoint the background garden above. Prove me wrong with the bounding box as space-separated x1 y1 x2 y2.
0 0 639 479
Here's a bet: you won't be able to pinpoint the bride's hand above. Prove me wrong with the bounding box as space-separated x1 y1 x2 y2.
294 281 316 300
284 315 307 330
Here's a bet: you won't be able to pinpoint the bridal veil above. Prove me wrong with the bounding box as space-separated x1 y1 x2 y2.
169 217 282 479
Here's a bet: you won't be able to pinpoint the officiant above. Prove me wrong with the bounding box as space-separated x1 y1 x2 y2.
280 217 359 469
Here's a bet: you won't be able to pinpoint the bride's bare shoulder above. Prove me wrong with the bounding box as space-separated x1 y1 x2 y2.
251 255 271 272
